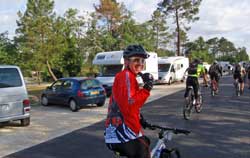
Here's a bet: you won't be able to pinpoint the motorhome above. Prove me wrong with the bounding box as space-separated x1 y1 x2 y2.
218 61 233 75
92 51 158 96
157 56 189 84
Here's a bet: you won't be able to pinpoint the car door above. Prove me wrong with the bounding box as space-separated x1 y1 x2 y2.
47 80 64 104
59 80 74 104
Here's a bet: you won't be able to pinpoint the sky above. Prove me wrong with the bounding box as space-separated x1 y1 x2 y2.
1 0 250 54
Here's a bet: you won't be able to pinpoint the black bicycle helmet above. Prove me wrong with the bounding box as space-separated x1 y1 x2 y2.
123 44 149 59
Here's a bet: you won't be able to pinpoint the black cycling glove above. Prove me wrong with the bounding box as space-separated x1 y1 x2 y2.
141 73 154 91
143 81 153 91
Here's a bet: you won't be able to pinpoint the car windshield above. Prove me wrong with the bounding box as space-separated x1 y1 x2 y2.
81 79 101 90
0 68 22 88
98 65 123 77
158 64 171 72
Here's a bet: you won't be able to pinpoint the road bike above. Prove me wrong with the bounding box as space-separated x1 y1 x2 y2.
183 86 203 120
210 79 218 96
113 121 190 158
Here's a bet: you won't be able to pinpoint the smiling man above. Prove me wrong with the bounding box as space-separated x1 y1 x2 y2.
104 44 154 158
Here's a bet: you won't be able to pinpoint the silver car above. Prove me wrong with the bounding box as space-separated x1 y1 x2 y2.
0 65 30 126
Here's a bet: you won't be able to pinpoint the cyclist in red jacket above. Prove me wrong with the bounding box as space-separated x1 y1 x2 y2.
104 44 154 158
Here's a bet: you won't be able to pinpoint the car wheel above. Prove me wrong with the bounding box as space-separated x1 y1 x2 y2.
168 78 172 85
41 95 49 106
97 100 105 107
69 99 79 112
21 117 30 126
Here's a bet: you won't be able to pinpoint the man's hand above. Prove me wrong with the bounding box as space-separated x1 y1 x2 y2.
141 73 154 91
141 73 154 83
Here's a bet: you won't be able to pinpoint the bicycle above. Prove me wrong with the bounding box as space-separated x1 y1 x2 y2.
210 79 218 96
234 79 240 96
113 120 191 158
183 86 203 120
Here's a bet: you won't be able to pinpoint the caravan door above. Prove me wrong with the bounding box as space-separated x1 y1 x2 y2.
170 65 176 83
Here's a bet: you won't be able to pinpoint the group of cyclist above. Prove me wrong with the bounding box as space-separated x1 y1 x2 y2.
184 57 250 100
103 44 249 158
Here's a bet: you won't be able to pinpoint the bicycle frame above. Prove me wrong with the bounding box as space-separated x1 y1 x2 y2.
183 86 203 120
150 125 189 158
151 130 175 158
113 124 190 158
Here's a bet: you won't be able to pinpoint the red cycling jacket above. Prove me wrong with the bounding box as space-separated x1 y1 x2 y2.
111 69 150 134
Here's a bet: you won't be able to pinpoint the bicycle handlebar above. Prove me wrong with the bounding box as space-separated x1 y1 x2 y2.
140 114 191 135
147 124 191 135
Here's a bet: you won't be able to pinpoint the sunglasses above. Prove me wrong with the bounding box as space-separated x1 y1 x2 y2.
128 57 145 64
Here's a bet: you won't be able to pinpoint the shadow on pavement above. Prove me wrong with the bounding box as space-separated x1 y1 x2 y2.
5 77 250 158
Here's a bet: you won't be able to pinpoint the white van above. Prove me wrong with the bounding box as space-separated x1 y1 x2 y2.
92 51 158 96
157 56 189 84
0 65 30 126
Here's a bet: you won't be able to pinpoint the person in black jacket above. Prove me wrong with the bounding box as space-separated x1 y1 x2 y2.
208 61 223 92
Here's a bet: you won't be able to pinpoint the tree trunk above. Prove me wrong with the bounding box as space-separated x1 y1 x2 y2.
37 71 41 85
46 60 57 81
175 8 180 56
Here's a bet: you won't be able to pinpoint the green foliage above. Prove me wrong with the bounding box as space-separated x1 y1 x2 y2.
236 47 249 62
148 10 171 51
15 0 56 81
0 32 20 65
158 0 202 55
1 0 249 80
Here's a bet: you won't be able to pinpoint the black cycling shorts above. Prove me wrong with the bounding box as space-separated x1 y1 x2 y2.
209 72 220 82
106 136 150 158
233 74 243 83
184 76 199 99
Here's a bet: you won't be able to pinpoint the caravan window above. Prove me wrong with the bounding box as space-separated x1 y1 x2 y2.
100 65 123 77
158 64 171 72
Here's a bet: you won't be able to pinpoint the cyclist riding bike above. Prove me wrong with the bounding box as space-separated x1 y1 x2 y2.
184 59 207 106
208 61 223 93
233 63 246 94
104 44 154 158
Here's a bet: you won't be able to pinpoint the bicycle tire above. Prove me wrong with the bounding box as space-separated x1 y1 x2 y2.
195 95 202 113
183 89 193 120
211 90 215 96
235 82 240 96
160 148 181 158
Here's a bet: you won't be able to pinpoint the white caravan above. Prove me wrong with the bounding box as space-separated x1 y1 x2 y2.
92 51 158 95
157 56 189 84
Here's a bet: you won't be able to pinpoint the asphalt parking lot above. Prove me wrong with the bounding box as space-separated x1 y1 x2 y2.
0 83 186 157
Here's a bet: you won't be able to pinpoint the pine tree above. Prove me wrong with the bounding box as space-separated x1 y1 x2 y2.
15 0 57 82
158 0 202 56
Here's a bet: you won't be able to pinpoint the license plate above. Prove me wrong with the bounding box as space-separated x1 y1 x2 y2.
91 91 99 95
